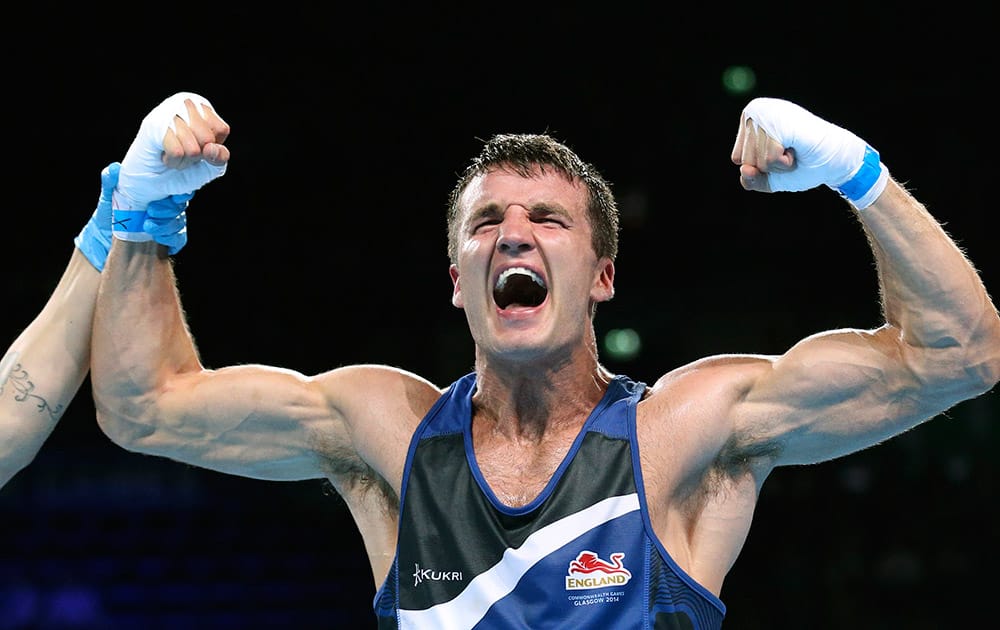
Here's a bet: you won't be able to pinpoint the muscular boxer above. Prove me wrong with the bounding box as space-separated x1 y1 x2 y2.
90 92 1000 629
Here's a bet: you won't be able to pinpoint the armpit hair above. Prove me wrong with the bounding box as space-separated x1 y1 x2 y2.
314 437 399 514
670 428 785 520
712 430 785 482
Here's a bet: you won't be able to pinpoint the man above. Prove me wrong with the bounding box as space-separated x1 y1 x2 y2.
90 93 1000 629
0 158 195 490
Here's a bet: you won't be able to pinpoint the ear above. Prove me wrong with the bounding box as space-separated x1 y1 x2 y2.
449 264 464 308
590 258 615 303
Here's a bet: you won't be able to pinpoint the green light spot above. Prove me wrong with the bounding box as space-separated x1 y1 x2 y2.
722 65 756 95
604 328 641 361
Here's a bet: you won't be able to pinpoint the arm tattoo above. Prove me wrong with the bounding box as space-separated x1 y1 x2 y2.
0 351 64 421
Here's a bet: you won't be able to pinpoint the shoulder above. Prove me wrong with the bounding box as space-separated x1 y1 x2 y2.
637 354 782 475
314 364 445 419
309 365 448 496
646 353 777 401
638 353 777 438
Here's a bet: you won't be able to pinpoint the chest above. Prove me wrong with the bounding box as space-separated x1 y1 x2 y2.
392 426 663 627
473 435 574 507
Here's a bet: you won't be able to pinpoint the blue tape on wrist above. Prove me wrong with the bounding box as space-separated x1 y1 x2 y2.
74 215 112 271
112 210 147 233
837 145 882 202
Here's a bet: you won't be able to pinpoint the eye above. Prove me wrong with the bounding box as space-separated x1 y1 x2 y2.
473 219 500 232
529 206 570 226
535 215 566 227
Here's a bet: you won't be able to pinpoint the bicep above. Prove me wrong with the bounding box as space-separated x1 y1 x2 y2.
740 326 931 465
99 363 346 481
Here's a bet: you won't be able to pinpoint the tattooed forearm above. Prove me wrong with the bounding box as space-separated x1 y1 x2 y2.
0 351 64 421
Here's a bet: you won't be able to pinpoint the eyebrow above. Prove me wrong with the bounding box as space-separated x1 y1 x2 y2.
467 202 574 225
528 203 573 221
467 203 503 225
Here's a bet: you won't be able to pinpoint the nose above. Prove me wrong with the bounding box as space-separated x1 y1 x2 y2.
496 210 535 254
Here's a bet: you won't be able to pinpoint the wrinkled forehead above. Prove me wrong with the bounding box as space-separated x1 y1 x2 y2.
457 164 588 220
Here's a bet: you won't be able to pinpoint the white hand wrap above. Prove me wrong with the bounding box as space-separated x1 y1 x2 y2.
743 98 889 209
113 92 227 213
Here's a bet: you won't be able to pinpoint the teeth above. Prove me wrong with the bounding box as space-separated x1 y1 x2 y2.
497 267 545 290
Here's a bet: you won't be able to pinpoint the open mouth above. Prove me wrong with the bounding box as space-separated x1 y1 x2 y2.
493 267 548 309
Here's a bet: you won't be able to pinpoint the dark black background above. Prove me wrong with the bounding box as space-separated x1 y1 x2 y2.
1 5 997 629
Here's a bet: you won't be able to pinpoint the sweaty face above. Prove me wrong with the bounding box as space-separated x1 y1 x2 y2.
449 166 614 362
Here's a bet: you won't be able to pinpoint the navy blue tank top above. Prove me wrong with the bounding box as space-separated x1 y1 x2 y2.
374 372 726 629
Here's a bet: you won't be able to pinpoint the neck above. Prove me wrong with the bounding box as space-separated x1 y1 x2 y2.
472 341 613 441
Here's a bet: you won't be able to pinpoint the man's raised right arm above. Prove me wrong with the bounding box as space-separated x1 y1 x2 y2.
90 91 340 482
90 93 437 489
93 236 351 480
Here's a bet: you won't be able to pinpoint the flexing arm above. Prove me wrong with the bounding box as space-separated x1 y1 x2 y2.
727 98 1000 466
90 94 435 489
94 237 340 480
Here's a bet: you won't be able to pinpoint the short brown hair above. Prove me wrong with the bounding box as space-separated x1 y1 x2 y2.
446 134 619 265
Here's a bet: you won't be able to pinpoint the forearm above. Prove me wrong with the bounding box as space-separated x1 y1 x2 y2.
92 239 201 445
0 248 99 486
860 180 1000 385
